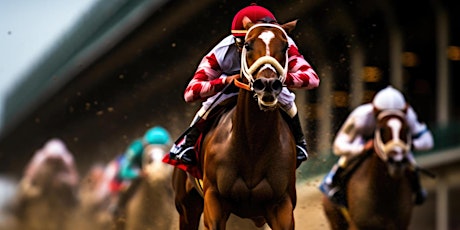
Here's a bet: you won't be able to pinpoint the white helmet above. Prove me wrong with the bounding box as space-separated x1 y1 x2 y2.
372 86 406 110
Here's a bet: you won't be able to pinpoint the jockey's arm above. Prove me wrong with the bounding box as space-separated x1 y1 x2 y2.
406 106 434 151
119 151 141 180
284 38 319 90
333 115 366 157
184 49 225 103
23 152 46 180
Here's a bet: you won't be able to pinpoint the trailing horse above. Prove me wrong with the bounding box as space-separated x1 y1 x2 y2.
322 111 417 230
11 139 79 230
76 162 114 230
123 144 177 230
167 18 300 230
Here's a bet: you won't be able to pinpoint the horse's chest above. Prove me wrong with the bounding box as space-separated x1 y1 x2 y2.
216 169 288 203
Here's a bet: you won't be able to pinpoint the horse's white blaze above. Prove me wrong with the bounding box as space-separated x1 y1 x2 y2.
258 31 275 56
388 118 402 142
387 118 404 161
151 147 165 163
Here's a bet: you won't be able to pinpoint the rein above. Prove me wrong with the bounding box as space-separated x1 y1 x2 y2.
234 78 251 91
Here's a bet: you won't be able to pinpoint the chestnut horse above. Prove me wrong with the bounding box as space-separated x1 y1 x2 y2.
172 18 299 230
322 110 416 230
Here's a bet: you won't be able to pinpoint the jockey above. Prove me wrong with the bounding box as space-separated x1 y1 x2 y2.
119 126 171 180
22 138 79 190
169 3 320 167
319 86 434 205
111 126 171 215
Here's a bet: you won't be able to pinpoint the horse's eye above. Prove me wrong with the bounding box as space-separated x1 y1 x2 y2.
244 42 252 51
283 43 289 52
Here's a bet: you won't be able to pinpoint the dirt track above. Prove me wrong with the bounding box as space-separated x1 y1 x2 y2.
293 177 329 230
0 174 329 230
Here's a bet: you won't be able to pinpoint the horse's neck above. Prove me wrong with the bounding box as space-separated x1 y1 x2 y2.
233 90 283 140
363 151 403 192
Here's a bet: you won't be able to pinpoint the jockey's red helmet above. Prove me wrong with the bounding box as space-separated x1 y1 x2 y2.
231 4 277 38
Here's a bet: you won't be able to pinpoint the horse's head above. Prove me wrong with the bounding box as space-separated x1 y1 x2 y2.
20 139 79 200
240 17 296 111
374 109 412 177
142 144 172 182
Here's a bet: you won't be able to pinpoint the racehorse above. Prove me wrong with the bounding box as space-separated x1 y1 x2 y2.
124 144 177 230
172 17 299 230
12 139 79 230
76 162 114 230
322 110 416 230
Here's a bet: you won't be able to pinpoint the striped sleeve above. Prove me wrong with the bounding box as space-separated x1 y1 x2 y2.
184 52 226 102
284 39 319 89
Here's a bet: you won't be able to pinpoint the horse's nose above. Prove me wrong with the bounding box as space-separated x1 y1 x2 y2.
253 78 282 95
388 149 405 162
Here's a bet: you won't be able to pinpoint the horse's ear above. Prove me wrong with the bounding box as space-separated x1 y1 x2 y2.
403 103 409 113
243 16 254 30
373 106 381 118
281 19 298 34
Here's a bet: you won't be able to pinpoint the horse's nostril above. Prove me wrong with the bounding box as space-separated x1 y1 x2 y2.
253 79 265 91
271 80 282 92
262 94 275 103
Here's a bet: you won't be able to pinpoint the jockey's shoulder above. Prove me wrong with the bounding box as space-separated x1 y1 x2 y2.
350 103 374 116
211 35 235 52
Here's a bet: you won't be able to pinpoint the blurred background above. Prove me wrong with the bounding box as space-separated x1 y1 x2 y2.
0 0 459 229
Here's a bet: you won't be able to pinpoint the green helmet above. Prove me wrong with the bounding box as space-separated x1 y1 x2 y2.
143 126 171 145
127 139 144 156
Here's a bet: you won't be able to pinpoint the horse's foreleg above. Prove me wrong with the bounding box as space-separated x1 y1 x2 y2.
322 195 349 230
265 196 294 230
203 189 230 230
172 169 203 230
178 188 203 230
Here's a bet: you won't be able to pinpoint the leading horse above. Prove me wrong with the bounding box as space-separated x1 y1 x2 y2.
322 110 416 230
172 17 299 230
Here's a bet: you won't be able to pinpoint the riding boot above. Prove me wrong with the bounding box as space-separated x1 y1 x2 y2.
173 126 200 165
285 113 309 168
411 169 427 205
319 163 346 205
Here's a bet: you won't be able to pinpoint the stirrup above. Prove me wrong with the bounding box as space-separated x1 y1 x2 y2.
296 145 308 161
414 189 427 205
320 182 345 206
176 147 196 165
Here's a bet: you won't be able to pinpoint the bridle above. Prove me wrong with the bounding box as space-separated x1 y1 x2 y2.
374 110 412 164
238 23 289 91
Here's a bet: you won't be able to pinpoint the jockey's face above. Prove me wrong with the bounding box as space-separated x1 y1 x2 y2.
234 36 244 52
